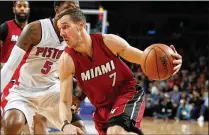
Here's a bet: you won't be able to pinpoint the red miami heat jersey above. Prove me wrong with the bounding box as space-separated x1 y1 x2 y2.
65 34 136 108
1 20 22 63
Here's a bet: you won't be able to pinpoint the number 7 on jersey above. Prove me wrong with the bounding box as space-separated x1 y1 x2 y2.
109 72 116 86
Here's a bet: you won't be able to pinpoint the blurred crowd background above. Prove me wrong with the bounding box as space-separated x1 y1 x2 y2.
1 1 208 122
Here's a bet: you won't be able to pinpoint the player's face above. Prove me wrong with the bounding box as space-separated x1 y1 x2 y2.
57 15 82 48
13 1 30 23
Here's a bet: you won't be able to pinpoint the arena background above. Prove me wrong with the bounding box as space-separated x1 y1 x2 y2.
0 1 208 134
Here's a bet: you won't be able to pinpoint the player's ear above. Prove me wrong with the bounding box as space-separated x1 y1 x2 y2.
79 21 85 29
55 7 59 14
13 7 15 14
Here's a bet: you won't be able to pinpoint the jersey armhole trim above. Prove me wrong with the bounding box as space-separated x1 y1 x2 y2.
100 34 118 59
13 20 23 30
64 47 77 77
0 22 8 42
35 21 43 46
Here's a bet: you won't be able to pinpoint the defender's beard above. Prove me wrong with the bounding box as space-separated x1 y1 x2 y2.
15 12 30 23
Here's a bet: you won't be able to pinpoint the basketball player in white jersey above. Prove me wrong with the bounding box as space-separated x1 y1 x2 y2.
1 1 85 134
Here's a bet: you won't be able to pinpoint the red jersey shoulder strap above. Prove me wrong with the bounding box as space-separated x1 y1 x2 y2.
90 34 117 59
7 20 22 30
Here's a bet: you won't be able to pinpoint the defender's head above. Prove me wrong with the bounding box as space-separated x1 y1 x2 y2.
54 0 80 15
13 0 30 23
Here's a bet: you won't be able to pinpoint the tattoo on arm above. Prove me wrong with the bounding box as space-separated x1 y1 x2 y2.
17 21 41 51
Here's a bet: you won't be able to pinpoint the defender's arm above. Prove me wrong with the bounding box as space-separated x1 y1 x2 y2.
1 21 41 91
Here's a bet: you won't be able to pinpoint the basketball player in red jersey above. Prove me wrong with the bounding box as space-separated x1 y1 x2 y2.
0 0 30 106
56 8 182 135
1 1 85 135
0 0 30 67
0 0 30 130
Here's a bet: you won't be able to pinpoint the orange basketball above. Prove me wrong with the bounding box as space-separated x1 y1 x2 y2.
141 44 175 80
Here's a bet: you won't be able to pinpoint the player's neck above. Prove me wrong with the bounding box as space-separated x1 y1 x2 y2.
14 19 28 29
75 34 93 58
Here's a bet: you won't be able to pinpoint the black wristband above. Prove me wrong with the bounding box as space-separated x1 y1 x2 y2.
61 120 71 131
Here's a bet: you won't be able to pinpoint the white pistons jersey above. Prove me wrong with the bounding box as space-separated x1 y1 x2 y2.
16 19 66 92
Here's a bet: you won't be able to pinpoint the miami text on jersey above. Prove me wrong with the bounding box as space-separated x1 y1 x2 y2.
81 60 115 81
11 35 19 41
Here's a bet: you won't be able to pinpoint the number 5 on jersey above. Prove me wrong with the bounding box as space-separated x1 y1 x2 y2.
41 60 53 74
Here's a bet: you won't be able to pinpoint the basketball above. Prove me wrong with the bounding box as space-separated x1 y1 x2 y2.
141 44 175 80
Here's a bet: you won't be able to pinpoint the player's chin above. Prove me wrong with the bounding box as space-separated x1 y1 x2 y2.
65 40 71 45
71 43 79 48
67 43 75 48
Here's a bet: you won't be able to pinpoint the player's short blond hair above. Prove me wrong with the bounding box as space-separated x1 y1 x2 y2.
56 8 86 24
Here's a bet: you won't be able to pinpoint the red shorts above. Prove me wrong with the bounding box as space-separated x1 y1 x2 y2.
92 86 145 135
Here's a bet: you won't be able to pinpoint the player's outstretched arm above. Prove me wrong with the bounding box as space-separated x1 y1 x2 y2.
1 21 41 92
58 52 74 123
102 34 182 75
102 34 143 65
58 52 84 135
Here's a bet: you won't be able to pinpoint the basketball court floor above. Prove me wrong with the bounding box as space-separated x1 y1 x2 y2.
82 118 208 135
1 117 208 134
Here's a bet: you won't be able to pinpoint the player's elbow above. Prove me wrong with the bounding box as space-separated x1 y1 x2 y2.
60 98 71 104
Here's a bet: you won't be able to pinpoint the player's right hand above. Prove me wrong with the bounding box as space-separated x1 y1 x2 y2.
63 124 84 135
170 45 182 76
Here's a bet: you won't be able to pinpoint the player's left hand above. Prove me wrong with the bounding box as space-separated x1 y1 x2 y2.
170 45 182 76
63 124 84 135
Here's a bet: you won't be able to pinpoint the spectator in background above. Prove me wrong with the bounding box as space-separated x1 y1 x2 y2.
170 84 181 118
153 93 172 121
189 89 204 120
199 55 206 70
149 81 161 106
159 80 167 93
188 72 197 84
166 77 175 92
175 92 192 121
197 85 209 122
197 73 206 95
144 81 161 117
170 84 181 104
151 82 160 99
180 70 189 91
197 98 208 122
